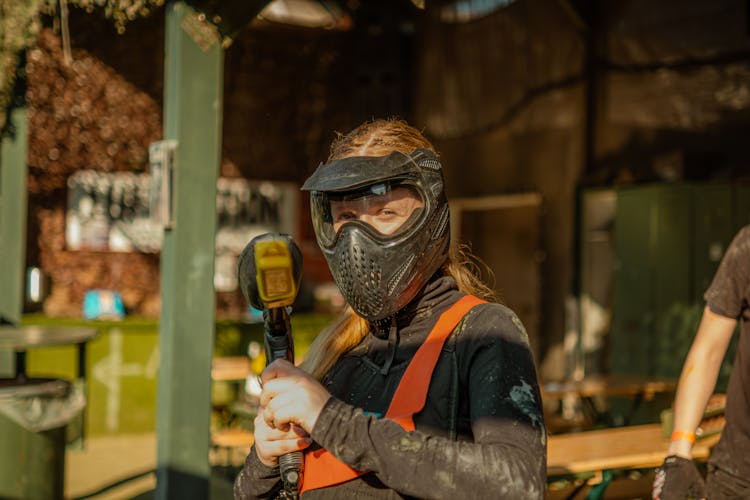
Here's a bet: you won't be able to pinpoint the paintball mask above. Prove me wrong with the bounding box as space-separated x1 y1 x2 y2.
301 148 450 321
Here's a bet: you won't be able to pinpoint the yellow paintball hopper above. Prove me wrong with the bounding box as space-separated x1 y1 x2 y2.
253 238 297 309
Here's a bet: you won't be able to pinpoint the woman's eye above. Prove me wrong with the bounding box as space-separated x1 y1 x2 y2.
335 211 357 222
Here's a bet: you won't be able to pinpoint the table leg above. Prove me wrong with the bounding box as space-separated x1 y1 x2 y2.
77 342 87 379
75 342 88 446
582 396 615 427
563 480 589 500
15 351 26 380
623 393 644 426
585 470 613 500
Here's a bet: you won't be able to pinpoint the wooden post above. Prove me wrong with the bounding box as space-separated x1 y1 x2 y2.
155 2 223 498
0 106 29 376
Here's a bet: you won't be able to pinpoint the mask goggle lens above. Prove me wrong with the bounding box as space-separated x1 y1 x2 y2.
312 182 424 247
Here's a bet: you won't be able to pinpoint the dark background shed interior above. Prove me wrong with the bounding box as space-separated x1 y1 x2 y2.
22 0 750 382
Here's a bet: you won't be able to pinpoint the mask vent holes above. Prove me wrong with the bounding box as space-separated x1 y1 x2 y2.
432 205 449 240
334 243 383 318
419 159 441 170
387 255 414 295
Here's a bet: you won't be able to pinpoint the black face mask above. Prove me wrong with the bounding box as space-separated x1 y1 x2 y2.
302 149 450 321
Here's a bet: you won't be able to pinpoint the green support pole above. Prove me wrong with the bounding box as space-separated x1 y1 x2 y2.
0 107 28 324
0 106 29 376
156 2 223 498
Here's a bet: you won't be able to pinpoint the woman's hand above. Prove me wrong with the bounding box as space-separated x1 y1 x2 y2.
260 359 331 434
254 410 311 468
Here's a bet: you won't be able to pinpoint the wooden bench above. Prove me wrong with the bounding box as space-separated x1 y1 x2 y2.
212 356 252 382
211 427 254 466
542 375 677 429
547 423 720 499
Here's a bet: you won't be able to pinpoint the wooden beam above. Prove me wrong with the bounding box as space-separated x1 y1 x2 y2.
155 2 224 498
0 107 28 325
0 107 29 376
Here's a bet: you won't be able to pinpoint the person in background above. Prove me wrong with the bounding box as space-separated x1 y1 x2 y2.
234 118 547 499
653 225 750 499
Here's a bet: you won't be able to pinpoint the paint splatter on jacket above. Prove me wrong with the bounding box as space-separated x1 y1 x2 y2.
234 275 547 499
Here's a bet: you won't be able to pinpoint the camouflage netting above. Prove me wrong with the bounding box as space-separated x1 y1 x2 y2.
25 18 346 318
27 28 162 317
0 0 46 133
26 28 161 195
1 0 164 134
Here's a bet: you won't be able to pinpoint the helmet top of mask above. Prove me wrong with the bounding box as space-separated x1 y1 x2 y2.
301 148 439 194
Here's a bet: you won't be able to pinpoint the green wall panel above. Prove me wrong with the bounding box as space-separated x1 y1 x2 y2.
693 185 734 301
651 186 693 379
734 184 750 229
610 183 744 390
612 186 656 375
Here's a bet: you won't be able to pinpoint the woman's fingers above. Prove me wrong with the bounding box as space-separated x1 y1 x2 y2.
256 436 311 466
254 413 312 467
264 387 331 432
261 359 296 384
262 404 277 430
259 360 332 433
264 392 308 429
255 414 310 441
261 392 302 430
260 377 315 410
257 407 309 435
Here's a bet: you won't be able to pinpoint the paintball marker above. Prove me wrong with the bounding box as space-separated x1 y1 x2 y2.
238 233 304 499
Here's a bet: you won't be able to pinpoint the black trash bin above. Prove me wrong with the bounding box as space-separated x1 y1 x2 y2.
0 378 84 500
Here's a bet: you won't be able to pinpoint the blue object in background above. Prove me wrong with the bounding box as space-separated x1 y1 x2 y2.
83 290 125 320
247 305 264 324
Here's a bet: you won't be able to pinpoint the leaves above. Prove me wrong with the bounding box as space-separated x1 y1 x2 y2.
0 0 164 133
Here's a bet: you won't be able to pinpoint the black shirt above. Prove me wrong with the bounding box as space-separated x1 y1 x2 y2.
234 276 547 499
705 225 750 477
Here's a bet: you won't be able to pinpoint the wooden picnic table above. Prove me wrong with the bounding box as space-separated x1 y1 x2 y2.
211 356 252 382
548 423 719 476
542 375 677 402
0 325 98 380
547 423 721 499
542 375 677 428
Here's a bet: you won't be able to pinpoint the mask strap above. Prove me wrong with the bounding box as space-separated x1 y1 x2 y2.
380 316 399 376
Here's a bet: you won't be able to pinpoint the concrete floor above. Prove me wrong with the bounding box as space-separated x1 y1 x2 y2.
65 434 241 499
66 434 156 499
65 434 654 499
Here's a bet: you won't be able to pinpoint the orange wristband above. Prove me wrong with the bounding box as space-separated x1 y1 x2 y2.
670 430 696 443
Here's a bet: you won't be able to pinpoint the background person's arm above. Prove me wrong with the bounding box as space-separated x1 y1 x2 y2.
667 305 736 457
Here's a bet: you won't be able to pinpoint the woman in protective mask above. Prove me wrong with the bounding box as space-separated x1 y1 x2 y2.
234 119 546 499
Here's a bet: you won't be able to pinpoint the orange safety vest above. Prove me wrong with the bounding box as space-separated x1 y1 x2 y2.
300 294 486 494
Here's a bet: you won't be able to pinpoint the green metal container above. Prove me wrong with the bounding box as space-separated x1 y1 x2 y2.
0 379 72 500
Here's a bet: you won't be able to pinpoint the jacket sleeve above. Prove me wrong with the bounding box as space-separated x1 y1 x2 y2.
704 225 750 319
233 445 283 499
311 304 547 499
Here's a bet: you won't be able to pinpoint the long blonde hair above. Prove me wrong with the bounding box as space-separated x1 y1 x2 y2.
300 118 496 381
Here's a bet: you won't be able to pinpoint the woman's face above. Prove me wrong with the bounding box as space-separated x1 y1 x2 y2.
330 185 423 236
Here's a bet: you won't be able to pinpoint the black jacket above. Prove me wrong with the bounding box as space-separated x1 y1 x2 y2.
234 276 547 499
